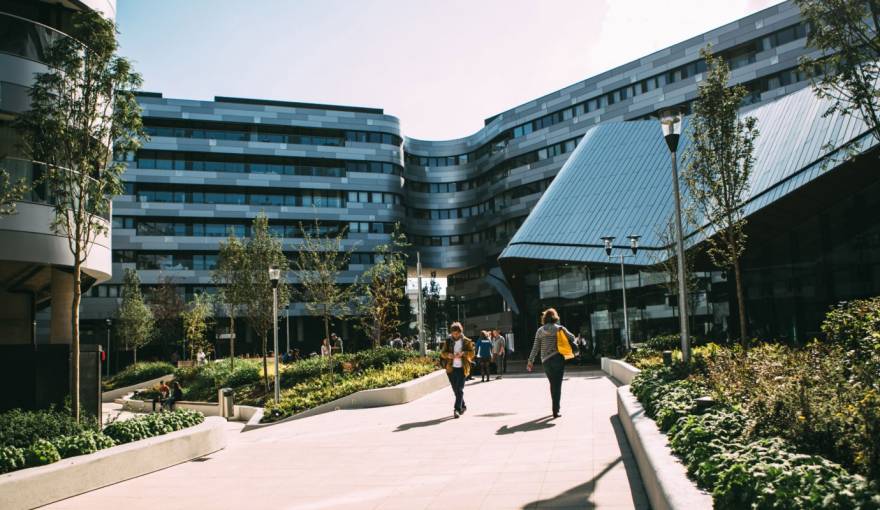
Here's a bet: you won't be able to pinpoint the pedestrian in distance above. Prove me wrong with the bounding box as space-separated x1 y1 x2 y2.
320 338 331 357
440 322 475 418
164 381 183 411
475 331 494 382
527 308 576 419
491 328 506 379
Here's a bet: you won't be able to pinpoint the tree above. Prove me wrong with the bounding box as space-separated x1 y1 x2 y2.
213 235 247 370
683 48 758 346
292 220 354 363
15 11 143 421
116 268 155 364
0 170 28 217
797 0 880 143
182 292 214 361
651 212 702 331
149 276 185 358
357 225 409 348
422 276 443 343
241 214 289 391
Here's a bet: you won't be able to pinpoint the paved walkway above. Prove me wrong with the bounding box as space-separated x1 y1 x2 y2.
48 371 648 510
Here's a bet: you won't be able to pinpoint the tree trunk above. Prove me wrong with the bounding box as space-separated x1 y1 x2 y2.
71 261 82 422
323 307 331 375
261 331 269 392
229 315 235 371
134 346 138 364
734 258 748 347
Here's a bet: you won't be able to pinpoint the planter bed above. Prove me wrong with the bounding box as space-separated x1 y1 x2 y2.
0 416 225 510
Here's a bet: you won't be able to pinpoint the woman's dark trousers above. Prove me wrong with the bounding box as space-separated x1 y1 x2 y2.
449 367 466 412
479 358 491 381
542 354 564 415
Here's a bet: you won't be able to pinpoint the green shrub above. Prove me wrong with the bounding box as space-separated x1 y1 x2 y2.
822 297 880 352
668 407 747 486
0 445 25 474
710 438 880 510
0 407 93 449
103 361 175 391
645 334 681 351
50 430 116 459
102 409 203 445
24 439 60 467
263 358 437 422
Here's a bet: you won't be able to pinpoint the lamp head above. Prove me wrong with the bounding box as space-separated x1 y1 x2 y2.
105 318 112 326
658 107 684 152
601 236 615 257
268 267 281 288
627 235 641 255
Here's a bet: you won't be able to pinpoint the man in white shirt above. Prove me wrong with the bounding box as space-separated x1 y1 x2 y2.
440 322 475 418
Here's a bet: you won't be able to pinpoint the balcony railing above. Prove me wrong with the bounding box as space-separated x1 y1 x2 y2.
0 11 69 64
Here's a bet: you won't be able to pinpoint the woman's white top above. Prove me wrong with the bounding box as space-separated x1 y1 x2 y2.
452 339 463 368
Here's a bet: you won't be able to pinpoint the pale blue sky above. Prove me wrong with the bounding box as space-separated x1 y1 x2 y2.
117 0 782 140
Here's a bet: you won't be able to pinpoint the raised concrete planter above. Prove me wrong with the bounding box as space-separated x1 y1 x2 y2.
120 396 259 422
244 369 448 430
601 357 640 385
617 386 712 510
102 374 174 403
0 416 227 510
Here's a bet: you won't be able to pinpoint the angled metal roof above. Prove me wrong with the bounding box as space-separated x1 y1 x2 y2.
500 85 876 267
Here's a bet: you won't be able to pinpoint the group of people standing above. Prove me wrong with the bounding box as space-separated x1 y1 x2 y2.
440 308 574 419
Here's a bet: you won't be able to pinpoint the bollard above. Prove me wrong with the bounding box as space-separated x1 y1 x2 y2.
662 350 673 367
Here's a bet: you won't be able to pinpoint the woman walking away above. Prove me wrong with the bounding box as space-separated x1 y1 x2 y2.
475 331 494 382
440 322 475 418
527 308 575 418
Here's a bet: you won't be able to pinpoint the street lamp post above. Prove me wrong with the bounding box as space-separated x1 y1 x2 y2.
284 303 290 354
659 107 691 363
269 267 281 403
105 318 112 378
601 235 640 352
459 295 466 334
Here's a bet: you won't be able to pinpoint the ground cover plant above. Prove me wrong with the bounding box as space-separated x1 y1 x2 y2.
261 357 438 422
0 406 203 474
626 298 880 508
102 361 175 391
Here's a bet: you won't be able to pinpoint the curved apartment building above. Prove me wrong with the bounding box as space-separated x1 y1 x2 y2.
0 0 116 410
74 0 822 350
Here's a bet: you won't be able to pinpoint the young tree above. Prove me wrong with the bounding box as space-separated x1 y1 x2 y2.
149 276 185 358
797 0 880 143
15 12 143 421
182 292 214 361
213 235 247 370
357 225 409 348
116 268 155 364
0 170 28 216
651 213 702 329
241 214 289 391
292 220 354 361
683 48 758 346
422 276 443 343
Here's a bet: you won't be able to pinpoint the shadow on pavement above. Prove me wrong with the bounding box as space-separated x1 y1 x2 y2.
523 458 621 509
474 412 517 418
496 415 556 435
394 416 455 432
610 414 650 508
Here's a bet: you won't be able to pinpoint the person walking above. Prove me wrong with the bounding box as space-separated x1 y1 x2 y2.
527 308 575 419
491 328 506 379
440 322 474 418
475 331 494 382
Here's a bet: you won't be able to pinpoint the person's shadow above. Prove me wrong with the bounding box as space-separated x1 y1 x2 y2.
394 416 455 432
496 416 556 435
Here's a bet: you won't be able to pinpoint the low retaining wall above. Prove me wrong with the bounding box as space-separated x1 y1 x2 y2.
120 397 260 422
601 357 640 385
244 369 449 430
102 374 174 403
0 416 227 510
617 386 712 510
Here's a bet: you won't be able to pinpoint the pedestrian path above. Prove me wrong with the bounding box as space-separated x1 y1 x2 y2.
48 371 648 510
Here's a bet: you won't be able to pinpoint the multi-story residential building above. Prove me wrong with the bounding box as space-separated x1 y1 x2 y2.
0 0 117 410
74 0 830 355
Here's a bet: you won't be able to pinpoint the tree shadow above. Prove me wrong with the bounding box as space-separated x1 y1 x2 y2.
521 416 650 509
394 416 455 432
496 415 556 435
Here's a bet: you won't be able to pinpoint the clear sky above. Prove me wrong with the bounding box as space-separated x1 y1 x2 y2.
117 0 783 141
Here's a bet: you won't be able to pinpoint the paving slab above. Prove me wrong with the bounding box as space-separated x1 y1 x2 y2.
46 370 648 510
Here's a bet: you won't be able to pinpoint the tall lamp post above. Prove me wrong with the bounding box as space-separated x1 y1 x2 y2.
104 318 112 378
284 303 290 354
459 295 467 334
658 107 691 363
601 235 640 352
268 267 281 403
